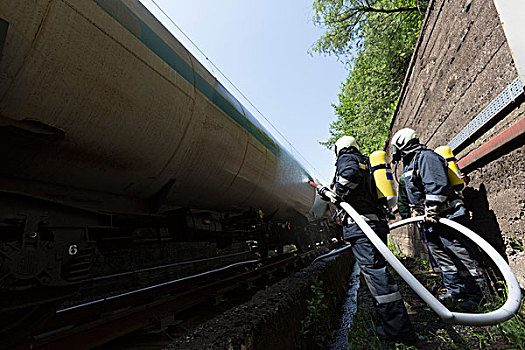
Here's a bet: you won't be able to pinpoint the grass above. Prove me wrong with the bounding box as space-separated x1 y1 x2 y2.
388 235 405 259
345 303 382 349
494 291 525 349
508 233 524 252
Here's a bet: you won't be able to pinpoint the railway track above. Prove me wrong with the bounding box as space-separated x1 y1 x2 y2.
10 246 336 349
66 249 258 310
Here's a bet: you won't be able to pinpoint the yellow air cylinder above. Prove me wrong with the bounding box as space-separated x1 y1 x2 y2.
434 146 465 187
370 151 397 208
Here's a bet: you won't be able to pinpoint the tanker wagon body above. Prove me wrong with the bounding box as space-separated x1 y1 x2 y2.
0 0 319 296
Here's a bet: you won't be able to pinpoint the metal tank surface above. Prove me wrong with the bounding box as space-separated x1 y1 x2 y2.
0 0 314 218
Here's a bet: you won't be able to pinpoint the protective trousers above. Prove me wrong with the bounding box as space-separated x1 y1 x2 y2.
416 224 439 272
344 221 413 337
425 215 482 301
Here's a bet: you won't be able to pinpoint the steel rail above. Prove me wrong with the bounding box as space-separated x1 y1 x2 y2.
92 250 254 281
15 248 326 349
58 259 259 313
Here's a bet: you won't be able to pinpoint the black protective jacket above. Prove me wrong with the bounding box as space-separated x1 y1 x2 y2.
397 174 411 219
332 148 384 217
403 146 466 219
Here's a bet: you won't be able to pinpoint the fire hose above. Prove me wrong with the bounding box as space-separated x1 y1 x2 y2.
309 181 522 326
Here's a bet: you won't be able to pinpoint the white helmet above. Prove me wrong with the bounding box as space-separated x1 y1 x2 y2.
391 128 419 161
334 135 359 156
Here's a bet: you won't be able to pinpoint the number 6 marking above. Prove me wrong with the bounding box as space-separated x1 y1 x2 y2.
68 244 78 256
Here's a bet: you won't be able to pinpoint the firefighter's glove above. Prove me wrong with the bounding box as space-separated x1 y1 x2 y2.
317 186 340 204
317 186 331 202
460 173 470 186
424 205 439 224
410 206 423 218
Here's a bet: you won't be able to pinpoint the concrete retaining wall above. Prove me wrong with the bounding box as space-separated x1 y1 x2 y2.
167 250 355 350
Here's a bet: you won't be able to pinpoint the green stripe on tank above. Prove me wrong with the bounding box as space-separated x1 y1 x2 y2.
92 0 280 157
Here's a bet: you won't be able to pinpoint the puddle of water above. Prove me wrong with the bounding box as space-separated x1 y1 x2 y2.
329 261 361 350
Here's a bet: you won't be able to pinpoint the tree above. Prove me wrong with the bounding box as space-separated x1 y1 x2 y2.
312 0 426 155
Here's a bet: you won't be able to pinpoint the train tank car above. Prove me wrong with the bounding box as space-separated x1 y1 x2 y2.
0 0 316 291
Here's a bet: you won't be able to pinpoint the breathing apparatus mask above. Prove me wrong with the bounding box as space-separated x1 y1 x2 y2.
391 128 420 164
392 139 420 164
392 145 402 163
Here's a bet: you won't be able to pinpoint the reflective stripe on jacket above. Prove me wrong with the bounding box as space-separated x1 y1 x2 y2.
403 147 466 219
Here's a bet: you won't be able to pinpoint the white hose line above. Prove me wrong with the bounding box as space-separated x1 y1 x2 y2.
389 216 522 325
313 244 353 263
337 198 521 325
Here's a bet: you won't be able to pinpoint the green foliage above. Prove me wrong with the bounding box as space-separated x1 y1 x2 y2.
434 328 463 350
311 0 427 57
345 304 382 349
455 289 525 350
345 301 420 349
495 291 525 349
466 330 497 349
312 0 427 155
508 233 524 252
300 277 331 347
413 255 431 272
283 244 298 252
387 235 404 259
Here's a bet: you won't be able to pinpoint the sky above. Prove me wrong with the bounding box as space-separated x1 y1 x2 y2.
138 0 348 184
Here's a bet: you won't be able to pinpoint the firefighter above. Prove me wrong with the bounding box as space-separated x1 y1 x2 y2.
391 128 483 311
398 174 438 271
319 135 414 341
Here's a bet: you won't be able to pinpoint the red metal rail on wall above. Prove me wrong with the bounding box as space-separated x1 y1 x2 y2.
457 117 525 172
